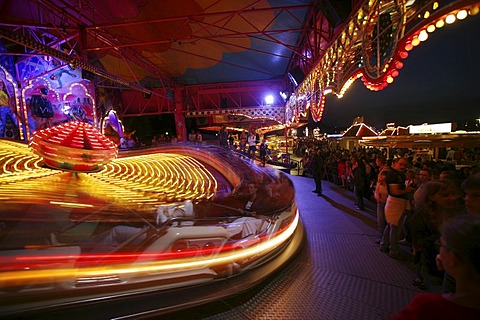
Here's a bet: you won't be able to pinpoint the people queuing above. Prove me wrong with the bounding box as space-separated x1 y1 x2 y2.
293 137 478 241
291 138 480 313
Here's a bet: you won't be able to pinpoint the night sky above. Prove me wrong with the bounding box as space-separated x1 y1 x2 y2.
320 15 480 133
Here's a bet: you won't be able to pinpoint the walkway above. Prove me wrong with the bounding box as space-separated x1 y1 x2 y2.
164 175 423 320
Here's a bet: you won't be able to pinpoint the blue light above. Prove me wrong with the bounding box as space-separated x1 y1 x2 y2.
265 94 274 105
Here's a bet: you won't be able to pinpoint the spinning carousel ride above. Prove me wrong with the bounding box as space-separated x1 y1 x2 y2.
0 121 303 319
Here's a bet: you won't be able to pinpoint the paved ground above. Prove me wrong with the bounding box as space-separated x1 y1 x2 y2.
165 174 425 320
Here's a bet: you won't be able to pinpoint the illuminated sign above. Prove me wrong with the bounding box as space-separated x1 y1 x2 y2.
409 123 452 134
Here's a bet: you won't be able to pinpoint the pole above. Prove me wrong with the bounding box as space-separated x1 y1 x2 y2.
285 127 289 154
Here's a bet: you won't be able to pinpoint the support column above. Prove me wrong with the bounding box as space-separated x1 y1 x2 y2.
174 87 187 143
16 82 28 141
284 127 289 156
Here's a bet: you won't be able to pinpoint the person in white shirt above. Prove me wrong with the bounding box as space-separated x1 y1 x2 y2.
247 130 257 158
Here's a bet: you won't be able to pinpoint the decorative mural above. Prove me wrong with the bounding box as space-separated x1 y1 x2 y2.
14 56 96 139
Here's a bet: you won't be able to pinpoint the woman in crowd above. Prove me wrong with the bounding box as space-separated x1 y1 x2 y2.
337 157 347 188
381 157 414 259
389 215 480 319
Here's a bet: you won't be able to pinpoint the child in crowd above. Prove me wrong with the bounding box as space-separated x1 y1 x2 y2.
374 170 389 238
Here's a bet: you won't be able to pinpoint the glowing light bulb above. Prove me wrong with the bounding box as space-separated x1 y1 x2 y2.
456 10 468 20
418 30 428 41
436 19 445 28
445 14 456 24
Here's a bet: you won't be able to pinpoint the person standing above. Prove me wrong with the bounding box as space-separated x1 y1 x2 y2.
151 135 159 147
196 130 202 144
337 157 347 188
344 160 354 191
228 133 235 149
239 130 247 153
375 154 389 174
446 148 455 161
188 129 197 144
259 139 268 167
30 87 54 130
218 125 228 147
381 157 415 259
311 148 324 195
247 129 257 158
351 155 366 210
374 170 389 239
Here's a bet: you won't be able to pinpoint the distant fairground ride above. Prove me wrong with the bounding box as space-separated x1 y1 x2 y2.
0 137 304 319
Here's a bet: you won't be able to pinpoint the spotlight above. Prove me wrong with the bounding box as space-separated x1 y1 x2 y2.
265 94 274 105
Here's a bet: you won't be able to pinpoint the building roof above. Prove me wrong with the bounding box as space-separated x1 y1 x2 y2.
342 123 378 138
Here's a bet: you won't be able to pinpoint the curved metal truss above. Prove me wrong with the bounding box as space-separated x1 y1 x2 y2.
285 0 480 125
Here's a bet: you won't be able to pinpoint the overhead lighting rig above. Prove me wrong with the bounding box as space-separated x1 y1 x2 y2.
0 28 152 95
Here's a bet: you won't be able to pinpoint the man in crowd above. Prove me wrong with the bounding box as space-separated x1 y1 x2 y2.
311 148 324 195
218 125 228 147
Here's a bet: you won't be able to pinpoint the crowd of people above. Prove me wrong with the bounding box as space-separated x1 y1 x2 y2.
292 138 480 318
